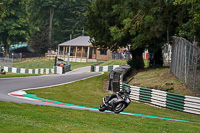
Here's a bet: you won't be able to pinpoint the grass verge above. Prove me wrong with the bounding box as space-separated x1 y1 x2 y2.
0 101 199 133
98 59 128 66
128 68 194 96
98 59 149 69
26 73 200 124
13 58 98 70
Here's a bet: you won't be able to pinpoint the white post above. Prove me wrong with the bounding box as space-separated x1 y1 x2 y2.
69 46 71 55
75 46 77 61
68 53 70 65
81 47 83 58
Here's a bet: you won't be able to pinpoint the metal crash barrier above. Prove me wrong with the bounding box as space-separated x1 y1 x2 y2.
108 65 131 92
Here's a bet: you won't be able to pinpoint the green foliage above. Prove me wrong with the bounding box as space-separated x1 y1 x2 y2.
173 0 200 42
28 0 91 50
164 87 174 91
0 0 29 55
144 15 154 23
1 0 200 56
85 0 121 48
84 0 172 69
86 0 200 68
29 23 49 54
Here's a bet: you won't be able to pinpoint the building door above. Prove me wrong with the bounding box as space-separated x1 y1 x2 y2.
89 48 93 59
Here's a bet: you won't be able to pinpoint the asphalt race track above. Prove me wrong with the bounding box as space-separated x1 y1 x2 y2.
0 66 102 106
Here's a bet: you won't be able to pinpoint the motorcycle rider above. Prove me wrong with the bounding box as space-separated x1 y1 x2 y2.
105 89 127 103
99 87 131 113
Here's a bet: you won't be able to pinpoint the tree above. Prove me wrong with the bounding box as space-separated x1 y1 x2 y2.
29 23 49 55
85 0 189 69
109 0 189 67
85 0 151 68
173 0 200 43
85 0 122 48
28 0 63 50
28 0 91 50
52 0 91 42
0 0 29 56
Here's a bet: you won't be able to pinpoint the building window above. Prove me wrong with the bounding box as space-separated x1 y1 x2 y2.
100 49 107 55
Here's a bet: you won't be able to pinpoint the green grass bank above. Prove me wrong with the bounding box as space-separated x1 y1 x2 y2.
13 58 98 70
26 73 200 123
0 101 199 133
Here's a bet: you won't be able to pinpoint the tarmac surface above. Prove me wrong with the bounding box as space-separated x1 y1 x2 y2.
0 66 102 107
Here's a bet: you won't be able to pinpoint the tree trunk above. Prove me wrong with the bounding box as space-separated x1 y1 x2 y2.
3 39 9 57
149 48 163 68
128 48 145 69
49 6 54 50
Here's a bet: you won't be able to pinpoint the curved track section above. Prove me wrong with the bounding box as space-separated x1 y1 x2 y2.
0 66 102 105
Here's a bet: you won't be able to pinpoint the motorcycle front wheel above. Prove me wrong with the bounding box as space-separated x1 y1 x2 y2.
99 103 107 112
114 103 126 114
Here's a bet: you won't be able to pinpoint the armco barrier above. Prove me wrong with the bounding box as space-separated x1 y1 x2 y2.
122 83 200 115
0 65 71 75
92 65 121 72
108 65 131 92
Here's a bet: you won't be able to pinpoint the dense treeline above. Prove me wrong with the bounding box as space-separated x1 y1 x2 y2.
85 0 200 68
0 0 199 68
0 0 91 56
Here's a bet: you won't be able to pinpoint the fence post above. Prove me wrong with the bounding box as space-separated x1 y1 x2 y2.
191 46 195 90
179 38 183 80
184 43 187 83
193 52 198 91
187 44 191 84
175 38 180 77
68 53 70 65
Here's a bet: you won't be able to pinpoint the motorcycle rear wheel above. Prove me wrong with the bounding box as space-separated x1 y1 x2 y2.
99 103 107 112
114 103 126 114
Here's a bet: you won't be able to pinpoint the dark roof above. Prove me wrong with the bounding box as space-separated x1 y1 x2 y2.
58 36 92 47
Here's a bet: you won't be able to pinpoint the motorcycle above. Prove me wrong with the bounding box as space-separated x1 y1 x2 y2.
99 87 131 114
